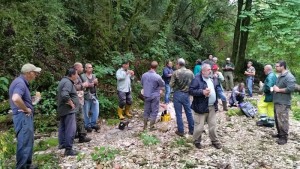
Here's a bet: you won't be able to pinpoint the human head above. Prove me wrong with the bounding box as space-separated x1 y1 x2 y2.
226 58 230 63
85 63 93 74
196 59 202 65
122 61 130 70
264 64 272 75
21 63 42 81
150 61 158 70
212 64 219 72
238 82 245 90
65 67 78 81
247 61 253 68
74 62 83 74
166 60 173 68
212 57 218 63
275 60 287 73
177 58 185 68
208 54 213 60
201 63 211 78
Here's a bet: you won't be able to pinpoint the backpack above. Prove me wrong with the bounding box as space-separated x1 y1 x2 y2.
239 102 257 118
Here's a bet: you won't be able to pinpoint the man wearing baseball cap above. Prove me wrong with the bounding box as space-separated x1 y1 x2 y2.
9 63 41 169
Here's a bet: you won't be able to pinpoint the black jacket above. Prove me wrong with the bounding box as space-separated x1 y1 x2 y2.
189 74 218 114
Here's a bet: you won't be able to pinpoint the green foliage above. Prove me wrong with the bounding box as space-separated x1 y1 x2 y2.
34 138 58 152
292 94 300 121
0 131 16 168
106 119 120 126
0 77 9 102
226 108 244 117
34 114 57 133
139 131 160 146
98 93 119 119
35 82 58 115
77 153 86 162
33 153 59 168
171 137 187 147
0 101 10 114
91 147 119 164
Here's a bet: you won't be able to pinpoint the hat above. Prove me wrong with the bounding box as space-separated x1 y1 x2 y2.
177 58 185 64
226 58 230 61
212 64 219 70
21 63 42 73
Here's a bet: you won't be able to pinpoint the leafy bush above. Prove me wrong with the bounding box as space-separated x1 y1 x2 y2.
91 147 119 164
0 131 16 168
0 77 9 102
139 131 160 146
34 114 57 133
33 153 59 168
35 82 58 115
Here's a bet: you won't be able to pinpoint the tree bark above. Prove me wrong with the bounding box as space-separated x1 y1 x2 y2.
231 0 243 65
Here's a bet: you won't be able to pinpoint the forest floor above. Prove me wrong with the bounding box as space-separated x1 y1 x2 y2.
31 92 300 169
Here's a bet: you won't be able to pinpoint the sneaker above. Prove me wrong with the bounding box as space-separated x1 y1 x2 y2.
175 131 184 137
194 143 202 149
256 120 264 126
79 136 92 143
85 127 93 133
64 149 79 156
212 142 222 149
277 138 287 145
58 145 65 149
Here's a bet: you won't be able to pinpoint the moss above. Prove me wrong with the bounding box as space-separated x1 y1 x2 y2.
226 108 244 117
106 119 120 126
34 138 58 152
34 153 59 168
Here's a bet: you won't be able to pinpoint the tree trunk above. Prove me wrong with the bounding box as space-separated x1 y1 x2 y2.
236 0 252 72
231 0 243 65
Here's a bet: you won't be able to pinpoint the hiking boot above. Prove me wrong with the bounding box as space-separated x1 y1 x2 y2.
28 164 38 169
143 119 148 131
92 125 100 132
271 134 279 138
58 145 65 149
212 142 222 149
256 120 264 126
79 136 92 143
149 120 156 131
222 101 228 111
85 127 93 133
175 131 184 137
64 149 79 156
277 138 287 145
194 143 202 149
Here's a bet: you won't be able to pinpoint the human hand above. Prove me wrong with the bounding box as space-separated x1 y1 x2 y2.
273 85 279 92
82 82 89 88
93 78 98 85
203 88 210 97
19 108 32 116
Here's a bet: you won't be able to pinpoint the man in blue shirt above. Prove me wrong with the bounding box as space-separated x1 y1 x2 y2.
9 63 41 169
162 60 173 104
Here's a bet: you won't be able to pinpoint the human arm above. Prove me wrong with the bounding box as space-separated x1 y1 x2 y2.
217 72 224 81
273 75 296 93
189 78 209 97
116 69 127 80
12 94 32 114
169 72 176 88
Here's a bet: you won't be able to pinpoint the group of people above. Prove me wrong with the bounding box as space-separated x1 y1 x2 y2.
8 57 296 168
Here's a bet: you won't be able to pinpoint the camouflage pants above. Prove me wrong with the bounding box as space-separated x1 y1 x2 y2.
77 106 87 136
274 104 290 138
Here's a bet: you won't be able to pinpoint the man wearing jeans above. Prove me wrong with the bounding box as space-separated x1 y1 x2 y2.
162 60 173 104
170 58 194 136
9 63 41 169
189 64 221 149
81 63 100 132
244 61 255 97
273 60 296 145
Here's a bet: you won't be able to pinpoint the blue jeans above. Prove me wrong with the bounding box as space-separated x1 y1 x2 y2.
216 86 226 102
83 96 100 128
164 84 171 104
246 77 254 97
173 91 194 134
58 113 76 149
13 112 34 169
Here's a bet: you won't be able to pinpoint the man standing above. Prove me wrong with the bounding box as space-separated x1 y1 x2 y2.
57 67 80 156
9 63 41 169
116 61 135 120
222 58 235 91
193 59 202 75
81 63 100 132
189 64 221 149
257 65 277 119
202 54 214 67
212 64 228 111
73 62 92 142
170 58 194 136
141 61 165 130
244 61 256 97
273 60 296 145
162 60 173 104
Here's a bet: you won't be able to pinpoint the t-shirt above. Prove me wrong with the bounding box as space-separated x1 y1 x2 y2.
246 66 255 77
202 76 216 106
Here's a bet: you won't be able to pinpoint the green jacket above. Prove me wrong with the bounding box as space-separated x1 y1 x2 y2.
263 72 277 102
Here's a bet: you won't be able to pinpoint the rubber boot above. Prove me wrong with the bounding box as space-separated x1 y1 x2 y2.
222 101 228 111
143 119 148 131
118 107 125 120
149 120 156 131
125 105 133 118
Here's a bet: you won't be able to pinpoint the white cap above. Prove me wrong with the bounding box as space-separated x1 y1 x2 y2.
226 58 230 61
21 63 42 73
177 58 185 64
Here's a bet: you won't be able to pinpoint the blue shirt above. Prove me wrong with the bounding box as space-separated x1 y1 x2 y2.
162 66 173 84
141 70 165 98
9 75 33 115
116 68 132 92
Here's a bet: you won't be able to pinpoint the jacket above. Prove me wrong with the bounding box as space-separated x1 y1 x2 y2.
273 71 296 105
57 77 80 117
189 74 218 114
263 72 277 102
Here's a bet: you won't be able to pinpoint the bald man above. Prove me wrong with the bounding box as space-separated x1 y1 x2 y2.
141 61 165 130
258 65 277 119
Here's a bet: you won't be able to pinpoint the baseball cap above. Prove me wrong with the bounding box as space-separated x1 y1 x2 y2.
21 63 42 73
212 64 219 70
226 58 230 61
177 58 185 64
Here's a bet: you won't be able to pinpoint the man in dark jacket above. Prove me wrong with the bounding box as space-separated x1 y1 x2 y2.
162 60 173 104
57 67 80 156
273 60 296 145
189 63 221 149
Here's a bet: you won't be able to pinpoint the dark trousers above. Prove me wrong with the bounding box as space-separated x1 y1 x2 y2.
143 96 160 121
274 104 290 139
76 106 87 136
13 112 34 169
58 113 76 149
117 91 132 108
